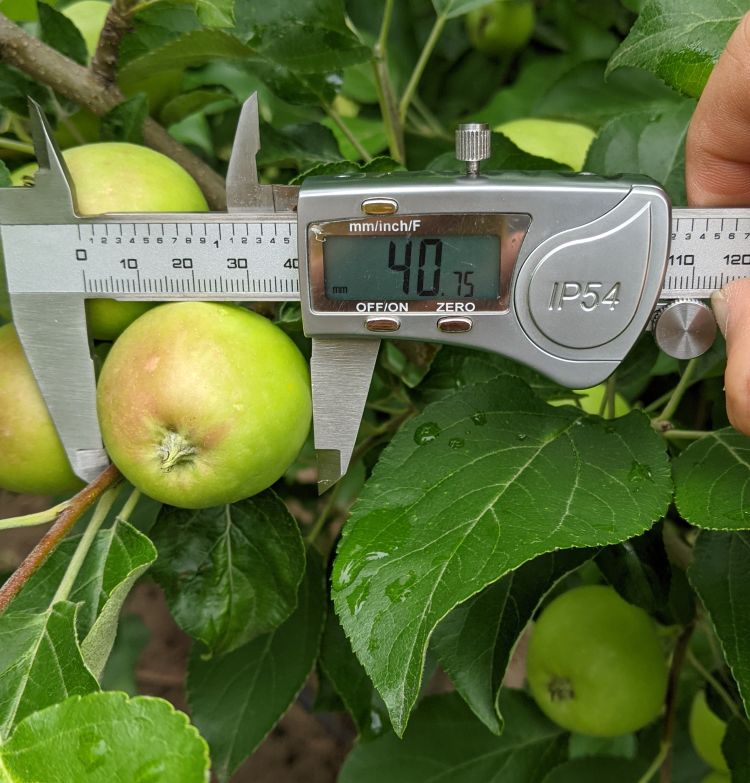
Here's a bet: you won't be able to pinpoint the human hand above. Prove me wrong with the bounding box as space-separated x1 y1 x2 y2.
686 12 750 433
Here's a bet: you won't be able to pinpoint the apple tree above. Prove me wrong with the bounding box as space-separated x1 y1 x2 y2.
0 0 749 781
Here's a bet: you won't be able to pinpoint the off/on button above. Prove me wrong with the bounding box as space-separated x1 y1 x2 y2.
361 197 398 215
437 317 473 333
366 317 401 332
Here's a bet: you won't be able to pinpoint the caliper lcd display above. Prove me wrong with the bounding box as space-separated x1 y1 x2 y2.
323 235 500 301
309 213 531 312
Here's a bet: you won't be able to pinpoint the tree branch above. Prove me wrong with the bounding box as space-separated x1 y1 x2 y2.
0 464 122 614
91 0 134 86
0 12 227 208
659 622 695 782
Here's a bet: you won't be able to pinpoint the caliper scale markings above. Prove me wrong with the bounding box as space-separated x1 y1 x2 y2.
665 209 750 299
3 218 300 300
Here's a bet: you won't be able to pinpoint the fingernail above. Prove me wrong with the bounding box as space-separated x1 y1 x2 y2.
711 289 729 336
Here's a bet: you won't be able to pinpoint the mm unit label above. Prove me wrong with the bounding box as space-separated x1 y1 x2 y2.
2 219 300 300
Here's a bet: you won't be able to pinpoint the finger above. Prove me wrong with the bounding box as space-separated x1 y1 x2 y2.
713 278 750 433
686 11 750 206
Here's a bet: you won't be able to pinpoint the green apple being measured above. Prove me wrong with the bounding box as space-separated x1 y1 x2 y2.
0 323 83 495
97 302 312 509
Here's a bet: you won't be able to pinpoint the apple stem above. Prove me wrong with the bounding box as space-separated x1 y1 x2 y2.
159 430 197 471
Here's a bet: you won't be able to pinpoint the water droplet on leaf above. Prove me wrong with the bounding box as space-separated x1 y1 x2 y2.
517 433 528 441
448 437 465 450
386 572 417 603
414 422 441 445
471 412 487 426
628 461 653 482
78 732 108 772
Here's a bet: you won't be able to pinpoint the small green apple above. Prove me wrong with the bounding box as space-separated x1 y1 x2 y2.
0 323 83 495
465 0 535 55
689 690 729 772
527 585 668 737
494 117 596 171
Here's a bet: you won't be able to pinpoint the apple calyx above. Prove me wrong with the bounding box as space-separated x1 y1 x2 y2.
158 430 197 471
548 675 575 702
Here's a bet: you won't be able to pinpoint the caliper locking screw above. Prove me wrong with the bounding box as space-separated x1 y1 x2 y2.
455 123 491 177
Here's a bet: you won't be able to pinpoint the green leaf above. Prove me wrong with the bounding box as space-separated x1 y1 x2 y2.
431 0 495 19
235 0 369 72
194 0 234 27
416 346 568 406
0 161 11 188
607 0 745 98
673 429 750 529
159 88 235 126
291 155 402 185
723 716 750 775
0 692 209 782
151 493 306 656
429 132 569 172
12 520 157 678
319 607 383 738
100 94 149 144
536 62 685 127
432 549 592 734
688 531 750 717
595 524 671 619
37 2 88 66
188 551 327 782
332 377 672 735
541 757 648 782
339 691 567 782
258 121 341 168
0 64 48 116
0 602 98 738
79 523 156 679
100 614 150 695
585 102 695 204
321 115 389 160
119 29 255 85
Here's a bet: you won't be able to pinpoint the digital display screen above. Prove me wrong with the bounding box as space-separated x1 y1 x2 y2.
323 235 500 301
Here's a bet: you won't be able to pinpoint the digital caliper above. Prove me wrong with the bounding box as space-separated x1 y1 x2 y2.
0 95 741 491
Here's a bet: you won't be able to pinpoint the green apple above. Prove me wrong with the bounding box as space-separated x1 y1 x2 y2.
689 690 729 772
465 0 535 55
62 0 110 60
549 383 631 418
97 302 312 509
0 323 83 495
527 585 668 737
701 773 730 783
494 117 596 171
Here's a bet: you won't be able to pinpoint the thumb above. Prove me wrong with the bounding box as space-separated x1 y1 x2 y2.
712 279 750 433
686 12 750 207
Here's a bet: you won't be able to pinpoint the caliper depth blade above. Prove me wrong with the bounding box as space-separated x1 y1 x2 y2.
663 207 750 299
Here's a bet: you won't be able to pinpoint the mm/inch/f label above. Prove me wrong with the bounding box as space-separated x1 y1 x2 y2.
2 220 300 300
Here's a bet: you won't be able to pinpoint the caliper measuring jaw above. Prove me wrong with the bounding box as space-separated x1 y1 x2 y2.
0 102 107 483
